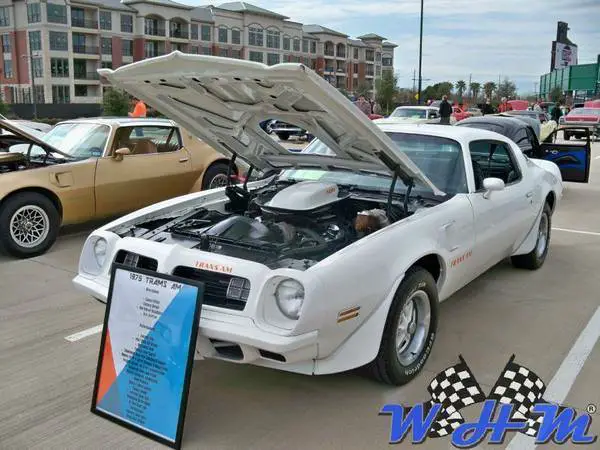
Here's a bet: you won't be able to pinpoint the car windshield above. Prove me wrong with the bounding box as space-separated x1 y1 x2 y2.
570 108 600 116
278 132 467 195
508 111 536 118
391 108 428 119
457 121 506 134
24 122 111 159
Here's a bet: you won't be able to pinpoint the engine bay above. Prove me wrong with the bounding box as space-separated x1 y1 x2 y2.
113 179 435 270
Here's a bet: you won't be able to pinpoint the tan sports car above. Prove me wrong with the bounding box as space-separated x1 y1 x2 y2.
0 117 236 258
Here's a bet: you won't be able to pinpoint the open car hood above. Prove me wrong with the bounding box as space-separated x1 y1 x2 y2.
98 52 442 195
0 119 71 158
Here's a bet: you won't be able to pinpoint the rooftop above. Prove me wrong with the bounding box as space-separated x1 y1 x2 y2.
303 24 349 38
190 6 215 22
356 33 387 41
123 0 195 10
215 2 289 19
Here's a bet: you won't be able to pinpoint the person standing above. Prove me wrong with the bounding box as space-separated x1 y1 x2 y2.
551 101 563 122
533 100 542 113
439 95 452 124
354 95 372 116
128 97 147 118
499 97 512 113
482 99 493 115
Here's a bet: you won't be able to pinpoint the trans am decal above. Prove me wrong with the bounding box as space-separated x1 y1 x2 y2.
450 251 472 268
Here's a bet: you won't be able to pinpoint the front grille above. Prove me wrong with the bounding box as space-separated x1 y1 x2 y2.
172 266 249 311
114 250 158 271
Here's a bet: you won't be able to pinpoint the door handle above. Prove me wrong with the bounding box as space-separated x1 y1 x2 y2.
442 220 455 230
526 192 533 198
179 157 189 163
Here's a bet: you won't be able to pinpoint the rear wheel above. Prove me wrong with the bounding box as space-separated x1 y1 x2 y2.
511 203 551 270
0 192 60 258
201 162 232 190
367 267 438 385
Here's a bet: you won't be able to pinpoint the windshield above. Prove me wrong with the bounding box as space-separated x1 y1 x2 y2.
28 123 111 159
391 108 429 119
457 122 506 134
278 132 467 195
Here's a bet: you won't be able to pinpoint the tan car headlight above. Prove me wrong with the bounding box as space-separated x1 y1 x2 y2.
275 279 304 320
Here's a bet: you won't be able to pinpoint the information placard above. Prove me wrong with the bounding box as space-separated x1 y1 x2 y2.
91 263 203 449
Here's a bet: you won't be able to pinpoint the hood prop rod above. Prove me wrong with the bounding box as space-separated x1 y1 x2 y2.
386 172 398 221
226 153 237 188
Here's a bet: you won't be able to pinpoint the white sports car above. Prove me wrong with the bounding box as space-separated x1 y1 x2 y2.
74 53 565 385
378 106 457 125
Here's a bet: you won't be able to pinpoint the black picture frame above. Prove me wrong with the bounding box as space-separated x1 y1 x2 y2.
91 263 204 450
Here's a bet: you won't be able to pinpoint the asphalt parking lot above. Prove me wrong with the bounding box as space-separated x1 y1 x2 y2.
1 137 600 450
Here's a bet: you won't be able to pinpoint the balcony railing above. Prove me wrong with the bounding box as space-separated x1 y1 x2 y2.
74 71 100 80
145 27 166 37
73 45 99 54
145 51 166 58
170 29 189 39
72 18 98 29
324 49 335 57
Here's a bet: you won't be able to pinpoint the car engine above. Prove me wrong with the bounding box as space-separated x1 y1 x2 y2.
114 181 406 270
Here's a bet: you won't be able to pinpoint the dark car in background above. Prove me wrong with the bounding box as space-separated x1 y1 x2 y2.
456 115 591 183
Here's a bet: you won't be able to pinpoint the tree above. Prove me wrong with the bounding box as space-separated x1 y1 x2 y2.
483 81 497 100
455 80 466 100
337 87 351 99
102 88 130 116
422 81 453 102
470 82 481 102
354 82 371 99
375 70 398 115
497 77 517 99
0 98 9 116
549 87 563 103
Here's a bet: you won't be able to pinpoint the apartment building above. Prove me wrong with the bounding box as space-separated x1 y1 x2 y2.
0 0 397 104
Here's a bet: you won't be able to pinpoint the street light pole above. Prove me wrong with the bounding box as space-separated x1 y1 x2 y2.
417 0 424 105
22 53 37 119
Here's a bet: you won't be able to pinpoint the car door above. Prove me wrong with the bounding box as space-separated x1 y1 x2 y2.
94 125 197 218
538 128 591 183
467 140 534 272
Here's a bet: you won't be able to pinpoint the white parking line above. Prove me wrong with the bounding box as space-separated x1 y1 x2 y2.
552 227 600 237
505 305 600 449
64 324 103 342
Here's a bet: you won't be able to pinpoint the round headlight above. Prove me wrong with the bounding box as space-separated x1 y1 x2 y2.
275 279 304 320
93 238 108 267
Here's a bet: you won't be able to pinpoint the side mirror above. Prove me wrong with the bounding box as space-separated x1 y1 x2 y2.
113 147 131 161
482 177 505 199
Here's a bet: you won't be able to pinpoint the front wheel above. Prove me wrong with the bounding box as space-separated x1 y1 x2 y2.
0 192 60 258
202 162 232 190
511 203 551 270
367 267 439 385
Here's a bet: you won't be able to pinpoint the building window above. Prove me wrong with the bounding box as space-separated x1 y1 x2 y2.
376 65 381 76
353 63 358 73
0 7 9 27
200 24 211 41
51 58 69 77
32 57 43 77
144 41 164 58
382 56 392 66
29 31 41 51
219 48 228 57
353 48 359 59
47 4 67 24
120 14 133 33
190 45 198 54
310 41 316 54
266 29 280 49
231 28 240 44
201 46 211 55
302 39 308 53
101 37 112 54
34 85 44 103
267 53 279 66
282 36 290 50
3 60 12 78
75 85 88 96
191 24 198 40
376 52 381 62
100 11 112 30
170 21 188 39
248 27 263 46
145 17 164 36
49 31 68 51
1 34 10 53
231 49 241 59
27 3 41 23
293 38 300 52
122 39 133 56
366 49 374 61
101 61 112 69
249 51 263 63
218 26 227 43
52 85 70 103
366 64 374 76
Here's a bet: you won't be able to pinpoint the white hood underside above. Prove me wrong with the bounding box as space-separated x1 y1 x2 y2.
98 52 443 195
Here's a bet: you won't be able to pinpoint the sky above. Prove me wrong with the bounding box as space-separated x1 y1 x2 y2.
198 0 600 94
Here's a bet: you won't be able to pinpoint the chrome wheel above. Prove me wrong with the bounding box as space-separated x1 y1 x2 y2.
536 213 549 258
395 290 431 366
209 173 229 189
9 205 50 248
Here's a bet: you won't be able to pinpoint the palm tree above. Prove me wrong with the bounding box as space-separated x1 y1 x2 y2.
455 80 466 100
469 82 481 102
483 81 497 101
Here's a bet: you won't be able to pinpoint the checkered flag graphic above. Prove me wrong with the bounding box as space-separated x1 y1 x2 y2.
487 355 566 437
421 355 488 437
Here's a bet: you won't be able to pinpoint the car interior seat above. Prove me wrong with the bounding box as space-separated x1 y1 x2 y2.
132 139 158 155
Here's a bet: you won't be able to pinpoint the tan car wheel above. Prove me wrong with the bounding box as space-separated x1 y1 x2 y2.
0 192 60 258
202 162 233 190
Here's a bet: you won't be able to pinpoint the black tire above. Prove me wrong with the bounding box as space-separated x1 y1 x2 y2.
201 162 232 190
277 132 290 141
366 267 439 385
511 202 552 270
0 192 60 258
